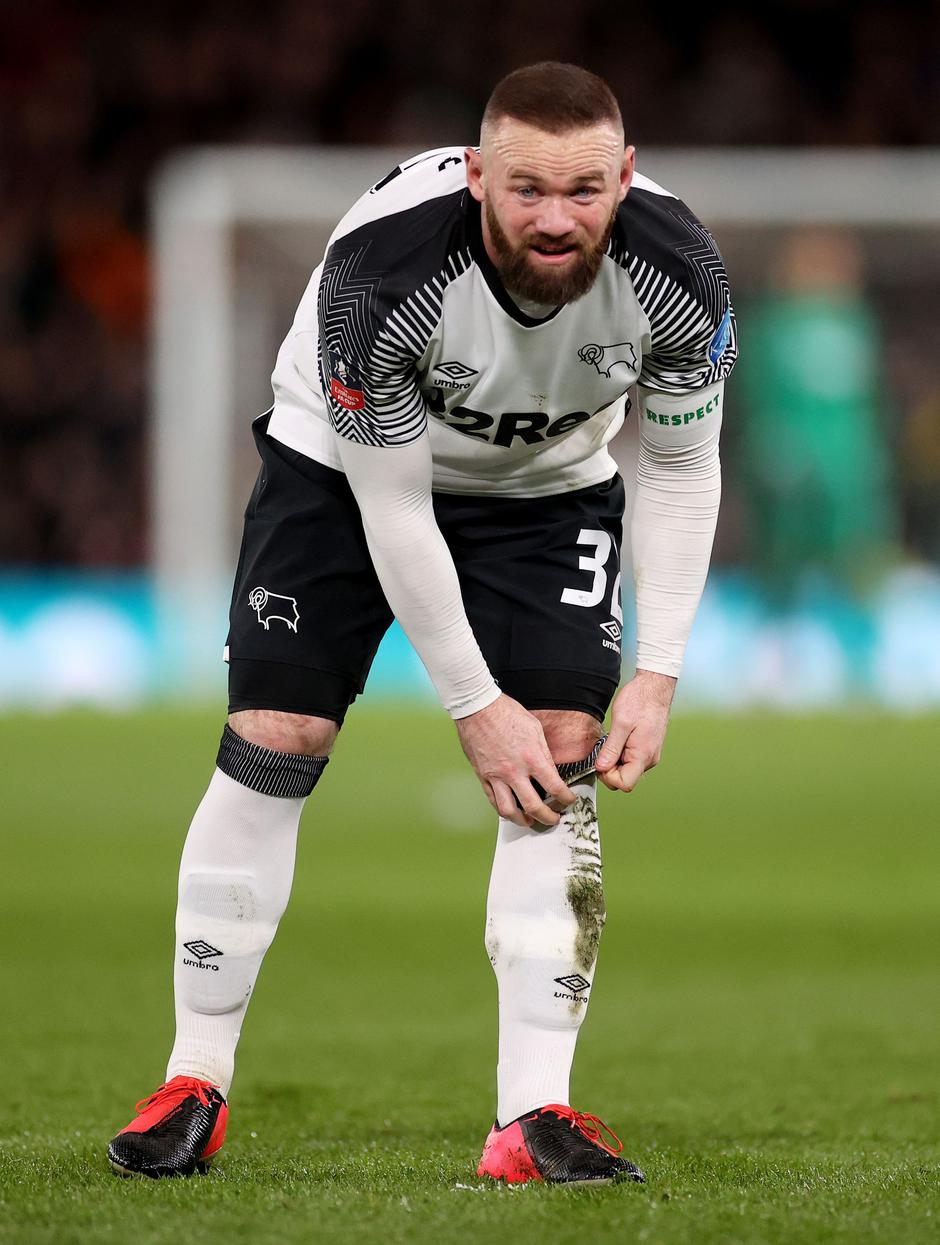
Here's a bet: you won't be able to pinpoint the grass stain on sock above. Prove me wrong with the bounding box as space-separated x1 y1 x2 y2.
565 796 606 976
566 872 607 973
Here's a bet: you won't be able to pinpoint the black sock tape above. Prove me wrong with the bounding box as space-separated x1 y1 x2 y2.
216 724 328 798
527 734 609 802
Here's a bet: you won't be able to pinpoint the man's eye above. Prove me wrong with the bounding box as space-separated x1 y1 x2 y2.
573 187 597 198
517 186 537 199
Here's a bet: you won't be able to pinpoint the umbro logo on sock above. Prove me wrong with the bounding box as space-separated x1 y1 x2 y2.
554 972 591 1002
555 973 591 992
183 940 223 971
184 940 222 960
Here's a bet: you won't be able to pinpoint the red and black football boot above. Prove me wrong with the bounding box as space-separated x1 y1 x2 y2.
108 1076 228 1178
477 1103 645 1185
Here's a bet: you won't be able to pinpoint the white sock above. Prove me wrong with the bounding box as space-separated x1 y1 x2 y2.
485 778 605 1127
165 768 305 1096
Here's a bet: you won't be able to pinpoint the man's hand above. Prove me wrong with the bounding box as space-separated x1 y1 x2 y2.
595 670 677 793
455 694 576 828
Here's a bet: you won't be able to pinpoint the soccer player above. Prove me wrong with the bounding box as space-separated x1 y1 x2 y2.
109 61 735 1184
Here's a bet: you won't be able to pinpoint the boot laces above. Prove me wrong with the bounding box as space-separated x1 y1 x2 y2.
547 1105 623 1156
134 1076 214 1115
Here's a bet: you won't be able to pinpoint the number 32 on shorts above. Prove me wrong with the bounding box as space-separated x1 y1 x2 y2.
560 529 623 622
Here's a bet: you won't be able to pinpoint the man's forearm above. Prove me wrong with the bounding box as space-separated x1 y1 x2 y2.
336 435 500 718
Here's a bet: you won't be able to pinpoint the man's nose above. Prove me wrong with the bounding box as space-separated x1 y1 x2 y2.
534 198 576 237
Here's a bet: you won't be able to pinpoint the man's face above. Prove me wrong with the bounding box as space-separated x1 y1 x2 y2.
466 118 634 305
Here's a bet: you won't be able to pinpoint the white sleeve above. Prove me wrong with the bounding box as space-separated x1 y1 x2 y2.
335 434 501 719
631 382 724 678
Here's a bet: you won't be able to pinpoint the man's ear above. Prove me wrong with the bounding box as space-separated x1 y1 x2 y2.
619 145 636 204
465 147 485 204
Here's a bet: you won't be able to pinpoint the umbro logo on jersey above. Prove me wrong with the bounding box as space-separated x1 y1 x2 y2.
578 341 638 378
249 586 300 633
432 360 478 389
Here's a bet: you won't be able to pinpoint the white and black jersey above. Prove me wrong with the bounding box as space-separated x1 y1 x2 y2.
267 146 737 498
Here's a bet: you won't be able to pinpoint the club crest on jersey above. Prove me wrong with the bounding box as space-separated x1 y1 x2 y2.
708 305 732 365
327 349 365 411
578 341 638 378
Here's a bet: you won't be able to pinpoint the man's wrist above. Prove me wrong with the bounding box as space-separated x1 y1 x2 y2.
632 667 678 704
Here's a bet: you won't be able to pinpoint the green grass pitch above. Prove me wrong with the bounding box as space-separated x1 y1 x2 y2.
1 707 938 1244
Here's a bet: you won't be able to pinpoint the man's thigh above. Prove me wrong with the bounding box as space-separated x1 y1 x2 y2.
532 708 602 763
434 475 625 723
225 415 393 724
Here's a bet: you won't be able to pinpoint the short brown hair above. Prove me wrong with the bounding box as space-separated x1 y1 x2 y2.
482 62 623 137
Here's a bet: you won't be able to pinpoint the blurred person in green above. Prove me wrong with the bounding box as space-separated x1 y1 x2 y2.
737 228 895 601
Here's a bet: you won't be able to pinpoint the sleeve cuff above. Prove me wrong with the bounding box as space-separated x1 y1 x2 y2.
447 680 502 721
634 654 684 680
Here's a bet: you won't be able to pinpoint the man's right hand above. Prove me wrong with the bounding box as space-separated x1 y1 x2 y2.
454 694 575 828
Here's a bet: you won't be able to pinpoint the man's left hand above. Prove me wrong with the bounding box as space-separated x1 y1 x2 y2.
595 669 677 793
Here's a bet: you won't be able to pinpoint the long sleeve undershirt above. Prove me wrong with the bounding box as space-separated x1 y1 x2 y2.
337 381 723 718
632 384 723 679
337 434 501 718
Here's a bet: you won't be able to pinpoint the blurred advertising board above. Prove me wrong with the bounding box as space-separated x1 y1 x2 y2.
3 568 939 711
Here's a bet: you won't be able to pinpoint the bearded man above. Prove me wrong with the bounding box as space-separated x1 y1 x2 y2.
109 61 736 1185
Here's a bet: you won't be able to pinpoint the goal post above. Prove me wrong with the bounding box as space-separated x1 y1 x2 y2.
151 147 414 690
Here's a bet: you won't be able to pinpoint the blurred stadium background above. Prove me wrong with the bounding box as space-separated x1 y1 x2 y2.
2 0 940 711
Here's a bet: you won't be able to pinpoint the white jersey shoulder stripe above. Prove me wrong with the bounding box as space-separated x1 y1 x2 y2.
330 146 469 245
631 171 678 199
612 186 737 393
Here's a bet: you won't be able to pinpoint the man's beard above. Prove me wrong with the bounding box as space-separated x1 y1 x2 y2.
485 201 616 306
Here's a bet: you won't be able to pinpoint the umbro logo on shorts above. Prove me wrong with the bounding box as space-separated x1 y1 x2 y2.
248 586 300 633
599 619 622 653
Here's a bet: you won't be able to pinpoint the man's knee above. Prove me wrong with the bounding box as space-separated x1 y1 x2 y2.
228 708 339 757
532 709 602 765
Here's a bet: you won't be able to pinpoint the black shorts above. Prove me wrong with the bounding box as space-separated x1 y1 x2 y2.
226 414 625 724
